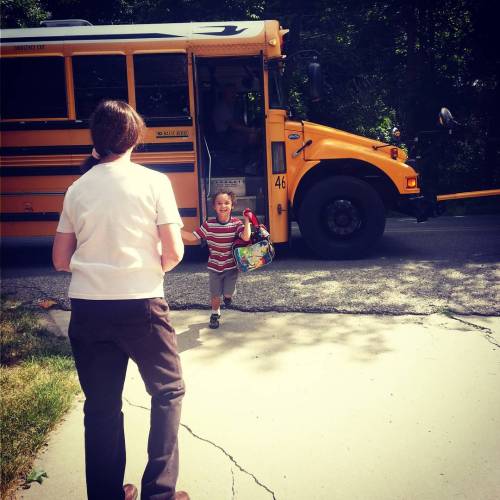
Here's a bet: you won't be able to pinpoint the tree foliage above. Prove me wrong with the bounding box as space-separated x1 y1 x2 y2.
1 0 497 192
0 0 48 27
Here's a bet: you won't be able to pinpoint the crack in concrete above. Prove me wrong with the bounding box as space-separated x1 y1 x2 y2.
231 467 235 500
447 315 500 349
180 422 277 500
123 398 277 499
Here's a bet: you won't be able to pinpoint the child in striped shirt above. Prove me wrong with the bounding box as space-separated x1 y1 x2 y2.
181 191 251 329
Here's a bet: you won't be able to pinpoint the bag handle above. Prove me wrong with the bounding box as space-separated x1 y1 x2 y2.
242 208 259 226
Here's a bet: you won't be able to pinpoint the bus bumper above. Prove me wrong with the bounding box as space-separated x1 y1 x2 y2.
397 194 441 222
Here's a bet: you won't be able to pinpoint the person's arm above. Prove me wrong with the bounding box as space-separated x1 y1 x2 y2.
159 223 184 272
240 216 252 242
52 232 77 272
180 229 200 244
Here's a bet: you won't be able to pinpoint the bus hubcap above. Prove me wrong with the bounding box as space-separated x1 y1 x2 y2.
324 199 362 237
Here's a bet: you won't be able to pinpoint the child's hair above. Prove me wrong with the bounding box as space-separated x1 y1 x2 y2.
212 190 236 205
81 100 145 171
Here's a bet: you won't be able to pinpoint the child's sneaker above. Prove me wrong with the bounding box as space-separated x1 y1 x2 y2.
209 313 220 329
223 296 232 308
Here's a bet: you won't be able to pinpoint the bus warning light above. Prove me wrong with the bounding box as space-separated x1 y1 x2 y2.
406 177 418 189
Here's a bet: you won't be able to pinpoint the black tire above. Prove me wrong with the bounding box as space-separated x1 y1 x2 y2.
298 176 386 259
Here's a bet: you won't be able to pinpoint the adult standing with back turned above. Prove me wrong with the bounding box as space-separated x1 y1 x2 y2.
52 100 190 500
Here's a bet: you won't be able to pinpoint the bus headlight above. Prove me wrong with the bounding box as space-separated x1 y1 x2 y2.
406 176 418 189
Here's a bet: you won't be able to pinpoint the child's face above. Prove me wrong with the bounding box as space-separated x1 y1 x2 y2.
213 193 233 221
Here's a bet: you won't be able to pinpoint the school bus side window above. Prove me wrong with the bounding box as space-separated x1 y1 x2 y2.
133 53 189 118
0 56 67 119
72 55 128 119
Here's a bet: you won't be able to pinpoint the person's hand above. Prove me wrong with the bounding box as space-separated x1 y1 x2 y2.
241 210 253 242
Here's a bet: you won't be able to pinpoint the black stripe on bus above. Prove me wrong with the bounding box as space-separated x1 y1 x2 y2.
1 209 197 221
178 208 197 217
136 142 194 153
1 191 65 196
144 163 195 173
1 166 81 177
145 117 192 127
0 116 193 131
0 142 194 156
1 163 195 177
1 212 60 222
0 121 89 131
1 145 90 156
0 33 183 44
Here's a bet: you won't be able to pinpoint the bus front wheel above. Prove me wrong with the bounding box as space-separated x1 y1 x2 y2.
298 176 386 259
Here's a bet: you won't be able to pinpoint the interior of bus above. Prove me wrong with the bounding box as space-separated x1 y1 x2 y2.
195 56 267 222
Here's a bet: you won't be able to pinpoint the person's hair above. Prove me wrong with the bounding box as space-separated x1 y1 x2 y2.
81 100 145 172
212 190 236 206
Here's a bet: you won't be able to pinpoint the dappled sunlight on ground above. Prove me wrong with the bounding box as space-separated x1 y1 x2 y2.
174 311 423 372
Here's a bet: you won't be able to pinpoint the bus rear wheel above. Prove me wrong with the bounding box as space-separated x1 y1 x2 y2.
298 176 386 259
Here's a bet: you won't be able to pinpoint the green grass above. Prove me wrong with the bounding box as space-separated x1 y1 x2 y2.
0 298 80 497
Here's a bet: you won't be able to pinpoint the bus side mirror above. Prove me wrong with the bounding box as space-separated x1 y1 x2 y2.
307 61 322 102
391 127 401 144
438 107 455 128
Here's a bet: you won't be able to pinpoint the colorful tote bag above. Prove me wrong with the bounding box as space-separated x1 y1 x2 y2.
233 211 275 272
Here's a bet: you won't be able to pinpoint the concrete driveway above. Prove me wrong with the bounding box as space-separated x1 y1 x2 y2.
20 309 500 500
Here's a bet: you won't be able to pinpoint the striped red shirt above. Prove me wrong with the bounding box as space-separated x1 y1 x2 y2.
193 217 244 272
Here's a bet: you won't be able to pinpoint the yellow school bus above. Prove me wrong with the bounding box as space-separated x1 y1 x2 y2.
1 20 498 258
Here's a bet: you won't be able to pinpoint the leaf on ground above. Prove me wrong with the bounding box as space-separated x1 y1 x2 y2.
3 299 22 310
26 468 48 484
38 299 57 310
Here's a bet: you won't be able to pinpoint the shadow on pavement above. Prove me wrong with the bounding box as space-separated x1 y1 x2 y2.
173 310 395 370
177 320 206 353
1 237 53 268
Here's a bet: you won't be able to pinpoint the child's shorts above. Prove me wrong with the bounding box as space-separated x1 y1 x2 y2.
208 268 238 297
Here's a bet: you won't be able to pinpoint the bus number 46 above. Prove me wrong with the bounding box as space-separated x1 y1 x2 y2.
274 176 286 189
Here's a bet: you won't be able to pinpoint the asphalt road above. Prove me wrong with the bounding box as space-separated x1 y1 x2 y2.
1 214 499 315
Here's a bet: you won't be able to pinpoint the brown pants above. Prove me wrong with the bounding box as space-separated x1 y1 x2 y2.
69 297 184 500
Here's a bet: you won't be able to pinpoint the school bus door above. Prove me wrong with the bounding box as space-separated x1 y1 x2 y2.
193 55 271 224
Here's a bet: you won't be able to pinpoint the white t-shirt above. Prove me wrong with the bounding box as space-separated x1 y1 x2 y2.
57 159 183 300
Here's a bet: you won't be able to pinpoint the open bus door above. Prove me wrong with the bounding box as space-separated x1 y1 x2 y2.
193 55 269 226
